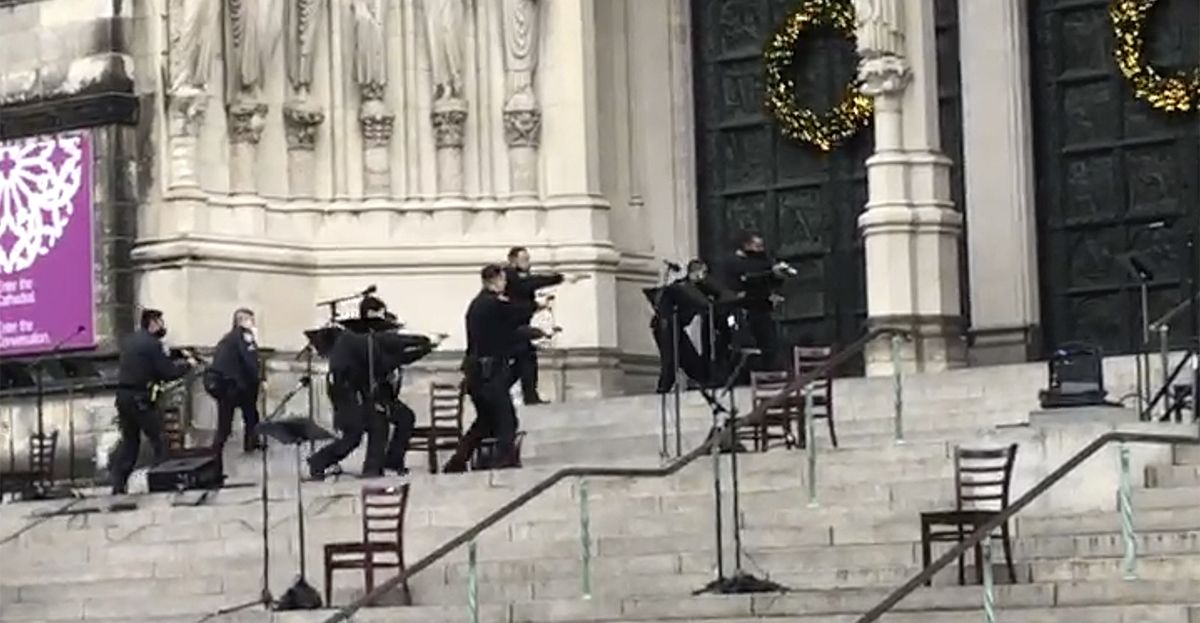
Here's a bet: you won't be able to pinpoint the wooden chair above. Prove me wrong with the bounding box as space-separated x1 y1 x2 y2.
739 371 796 451
793 346 837 448
409 382 465 473
920 444 1019 586
0 431 58 502
323 484 413 606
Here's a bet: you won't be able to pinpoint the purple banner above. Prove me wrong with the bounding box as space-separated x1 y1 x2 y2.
0 131 95 357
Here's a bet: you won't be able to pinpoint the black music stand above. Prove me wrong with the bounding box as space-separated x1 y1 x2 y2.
256 417 335 611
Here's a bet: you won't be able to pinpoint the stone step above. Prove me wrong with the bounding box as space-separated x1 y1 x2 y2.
1146 463 1200 488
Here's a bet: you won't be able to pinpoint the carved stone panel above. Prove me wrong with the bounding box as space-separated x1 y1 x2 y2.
1030 0 1200 355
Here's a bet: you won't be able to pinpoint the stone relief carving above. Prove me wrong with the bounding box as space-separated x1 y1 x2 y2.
284 105 325 150
501 0 539 98
853 0 905 59
227 102 269 144
503 108 541 149
858 54 911 97
224 0 280 97
423 0 468 102
432 105 468 150
350 0 388 100
170 93 209 138
170 0 222 93
359 105 396 149
285 0 323 94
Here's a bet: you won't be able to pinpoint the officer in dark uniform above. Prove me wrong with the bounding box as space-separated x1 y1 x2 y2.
376 328 441 475
444 264 548 473
308 297 443 478
503 246 566 405
205 308 262 456
720 231 793 375
651 260 722 393
111 309 195 494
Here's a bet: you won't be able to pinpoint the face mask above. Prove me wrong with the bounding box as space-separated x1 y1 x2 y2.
152 327 167 339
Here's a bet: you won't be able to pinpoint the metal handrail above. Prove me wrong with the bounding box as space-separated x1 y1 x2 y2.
855 429 1200 623
1149 290 1199 332
320 326 910 622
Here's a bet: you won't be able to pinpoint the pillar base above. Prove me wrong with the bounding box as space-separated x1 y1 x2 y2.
865 314 967 376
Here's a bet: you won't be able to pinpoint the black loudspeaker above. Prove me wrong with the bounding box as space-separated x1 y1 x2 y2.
1038 342 1108 408
147 454 224 492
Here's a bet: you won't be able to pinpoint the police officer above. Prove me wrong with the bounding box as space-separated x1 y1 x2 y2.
377 331 441 474
308 297 444 478
444 264 548 473
651 260 722 393
111 309 195 494
720 231 793 375
205 308 262 456
503 246 588 405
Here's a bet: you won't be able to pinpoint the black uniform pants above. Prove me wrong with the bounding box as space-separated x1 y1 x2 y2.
308 385 389 476
212 382 261 454
653 319 709 393
381 397 416 471
511 342 543 404
744 308 781 373
446 359 518 472
110 390 166 494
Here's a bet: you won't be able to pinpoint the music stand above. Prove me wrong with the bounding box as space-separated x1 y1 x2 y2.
256 417 335 611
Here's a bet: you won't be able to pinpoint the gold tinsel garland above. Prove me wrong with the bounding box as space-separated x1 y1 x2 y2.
764 0 873 152
1110 0 1200 112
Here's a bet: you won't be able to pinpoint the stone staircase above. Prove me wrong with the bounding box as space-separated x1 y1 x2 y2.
2 361 1200 622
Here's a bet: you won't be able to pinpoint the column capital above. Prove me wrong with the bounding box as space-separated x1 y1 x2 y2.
226 101 268 145
858 55 911 97
359 99 395 149
283 103 325 151
168 87 208 138
432 98 468 150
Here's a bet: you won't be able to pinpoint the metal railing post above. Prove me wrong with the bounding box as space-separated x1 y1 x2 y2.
1159 324 1171 420
467 541 479 623
1119 442 1137 580
890 334 905 444
579 478 592 599
805 386 818 508
981 538 996 623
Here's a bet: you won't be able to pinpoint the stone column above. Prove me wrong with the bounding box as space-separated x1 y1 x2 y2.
283 103 325 198
856 0 966 375
432 99 468 196
359 91 395 196
226 101 267 194
959 0 1040 364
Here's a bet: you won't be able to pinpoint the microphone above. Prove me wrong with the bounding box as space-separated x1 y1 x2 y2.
361 284 378 296
299 376 312 387
663 260 682 271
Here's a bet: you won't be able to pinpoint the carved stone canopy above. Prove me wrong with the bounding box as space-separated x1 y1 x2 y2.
858 55 911 97
227 101 268 144
284 103 325 150
432 99 468 150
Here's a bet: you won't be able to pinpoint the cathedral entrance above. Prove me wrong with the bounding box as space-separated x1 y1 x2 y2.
690 0 964 366
1030 0 1200 356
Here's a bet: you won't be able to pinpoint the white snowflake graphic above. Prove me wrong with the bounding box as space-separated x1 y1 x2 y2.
0 134 84 274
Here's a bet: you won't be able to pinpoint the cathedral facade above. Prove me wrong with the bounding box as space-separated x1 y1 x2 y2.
0 0 1197 397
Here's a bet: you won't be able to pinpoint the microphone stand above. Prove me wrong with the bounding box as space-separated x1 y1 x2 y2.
694 348 789 595
651 264 676 459
27 326 86 499
202 376 312 620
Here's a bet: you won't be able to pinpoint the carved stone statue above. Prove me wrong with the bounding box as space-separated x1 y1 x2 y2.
350 0 388 100
171 0 222 93
423 0 468 102
224 0 278 96
853 0 905 59
285 0 323 94
501 0 539 97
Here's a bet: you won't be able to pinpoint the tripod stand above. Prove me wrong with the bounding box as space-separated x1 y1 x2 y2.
200 376 315 619
694 348 789 595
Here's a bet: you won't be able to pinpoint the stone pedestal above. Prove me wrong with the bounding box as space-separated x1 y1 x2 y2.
504 91 542 198
283 102 325 198
359 96 394 197
226 101 267 195
167 89 207 190
432 98 468 196
858 1 966 376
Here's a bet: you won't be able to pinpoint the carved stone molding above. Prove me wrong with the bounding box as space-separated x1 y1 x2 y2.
285 0 323 93
227 101 268 144
359 100 395 148
503 107 542 149
283 103 325 151
432 99 468 150
858 55 911 97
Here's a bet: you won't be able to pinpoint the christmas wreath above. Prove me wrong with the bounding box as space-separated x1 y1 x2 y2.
1110 0 1200 113
764 0 873 152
